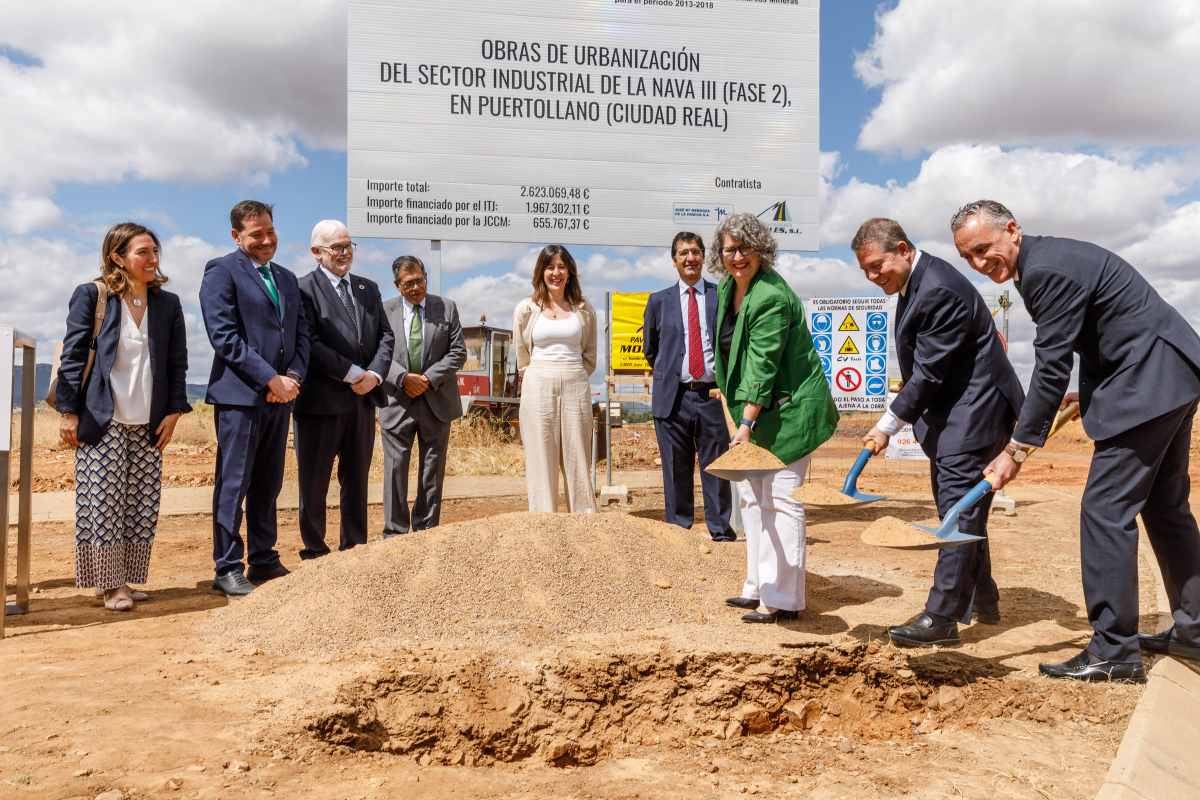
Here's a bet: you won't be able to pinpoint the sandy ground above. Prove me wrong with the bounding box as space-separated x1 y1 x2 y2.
0 421 1178 800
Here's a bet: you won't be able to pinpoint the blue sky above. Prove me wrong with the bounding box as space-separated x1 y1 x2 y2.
3 1 1199 384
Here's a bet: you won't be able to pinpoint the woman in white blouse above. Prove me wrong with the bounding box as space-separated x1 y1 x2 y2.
56 223 191 611
513 245 598 512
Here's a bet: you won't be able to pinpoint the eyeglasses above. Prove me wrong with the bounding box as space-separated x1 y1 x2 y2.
319 242 357 256
720 246 756 259
398 276 427 291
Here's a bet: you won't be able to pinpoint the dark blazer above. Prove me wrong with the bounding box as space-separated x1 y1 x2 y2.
643 280 719 418
890 252 1024 457
1013 235 1200 444
294 269 394 414
380 294 466 426
200 250 310 407
56 284 191 446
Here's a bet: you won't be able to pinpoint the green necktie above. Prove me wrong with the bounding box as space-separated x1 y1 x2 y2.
408 305 423 373
257 265 280 310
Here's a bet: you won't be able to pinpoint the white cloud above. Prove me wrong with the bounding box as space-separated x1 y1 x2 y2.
856 1 1200 154
0 1 345 232
1 193 62 234
822 144 1197 255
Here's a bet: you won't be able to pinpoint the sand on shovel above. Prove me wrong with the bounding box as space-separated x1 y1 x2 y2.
705 442 785 474
792 483 866 505
860 515 945 550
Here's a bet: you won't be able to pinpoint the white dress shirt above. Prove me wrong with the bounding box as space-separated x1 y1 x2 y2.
678 279 716 383
318 264 379 385
875 250 922 436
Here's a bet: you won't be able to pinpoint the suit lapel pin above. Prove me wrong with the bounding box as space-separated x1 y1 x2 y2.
358 284 365 290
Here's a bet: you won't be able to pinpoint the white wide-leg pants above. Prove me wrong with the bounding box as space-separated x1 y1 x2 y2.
737 456 810 612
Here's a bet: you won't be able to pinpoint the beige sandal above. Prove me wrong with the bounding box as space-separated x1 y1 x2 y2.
96 586 149 602
103 588 133 612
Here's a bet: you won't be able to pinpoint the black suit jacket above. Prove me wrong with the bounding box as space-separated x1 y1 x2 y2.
294 269 394 414
643 280 719 418
1013 235 1200 444
200 249 310 407
890 253 1024 457
56 284 192 446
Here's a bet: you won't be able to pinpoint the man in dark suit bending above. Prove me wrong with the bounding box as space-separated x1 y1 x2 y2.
643 231 735 541
201 200 310 596
379 256 466 536
854 218 1024 648
294 220 394 559
953 199 1200 682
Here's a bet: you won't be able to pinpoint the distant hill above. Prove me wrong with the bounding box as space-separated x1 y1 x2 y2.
8 363 208 406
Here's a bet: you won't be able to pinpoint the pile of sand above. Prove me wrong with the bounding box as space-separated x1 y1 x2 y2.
205 512 745 657
792 483 865 505
705 442 785 474
860 516 951 549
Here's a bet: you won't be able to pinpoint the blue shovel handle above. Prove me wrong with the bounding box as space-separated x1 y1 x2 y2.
931 477 994 540
841 447 874 496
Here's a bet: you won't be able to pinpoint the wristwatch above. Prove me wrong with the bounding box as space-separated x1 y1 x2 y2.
1004 442 1034 463
739 417 757 431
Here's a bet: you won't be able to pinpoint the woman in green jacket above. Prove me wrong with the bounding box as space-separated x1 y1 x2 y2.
711 213 839 623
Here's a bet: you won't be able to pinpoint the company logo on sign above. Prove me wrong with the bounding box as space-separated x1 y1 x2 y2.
757 200 802 236
672 203 733 224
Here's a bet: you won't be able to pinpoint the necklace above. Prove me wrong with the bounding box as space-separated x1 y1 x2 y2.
131 297 144 307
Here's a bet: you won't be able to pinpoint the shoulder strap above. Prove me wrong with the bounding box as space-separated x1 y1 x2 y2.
91 280 109 343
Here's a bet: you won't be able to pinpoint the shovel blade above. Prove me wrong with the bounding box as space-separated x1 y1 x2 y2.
914 524 985 547
841 489 885 503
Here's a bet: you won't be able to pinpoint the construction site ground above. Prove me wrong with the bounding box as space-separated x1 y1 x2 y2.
0 415 1186 800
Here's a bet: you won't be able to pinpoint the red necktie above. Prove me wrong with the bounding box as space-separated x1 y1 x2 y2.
687 286 704 380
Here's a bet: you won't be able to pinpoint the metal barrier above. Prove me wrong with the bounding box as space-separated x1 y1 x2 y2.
1 326 35 638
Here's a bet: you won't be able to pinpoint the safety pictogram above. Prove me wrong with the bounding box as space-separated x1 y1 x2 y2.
835 367 862 392
838 337 860 355
838 313 860 332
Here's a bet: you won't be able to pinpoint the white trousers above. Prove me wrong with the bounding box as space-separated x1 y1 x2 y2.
519 361 597 513
737 456 810 612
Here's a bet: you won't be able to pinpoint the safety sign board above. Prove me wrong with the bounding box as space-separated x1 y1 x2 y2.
807 297 889 412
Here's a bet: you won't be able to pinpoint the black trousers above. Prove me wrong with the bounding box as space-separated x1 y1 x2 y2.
924 437 1006 623
294 397 376 557
211 403 290 576
653 385 733 535
1083 399 1200 662
381 398 452 533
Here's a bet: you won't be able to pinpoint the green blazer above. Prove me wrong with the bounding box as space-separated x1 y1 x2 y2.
714 269 839 465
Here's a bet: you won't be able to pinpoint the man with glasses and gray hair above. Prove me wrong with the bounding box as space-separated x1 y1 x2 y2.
953 199 1200 682
294 220 394 560
380 256 466 537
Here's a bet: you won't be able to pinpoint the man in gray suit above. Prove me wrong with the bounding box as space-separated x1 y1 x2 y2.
380 255 466 535
953 199 1200 683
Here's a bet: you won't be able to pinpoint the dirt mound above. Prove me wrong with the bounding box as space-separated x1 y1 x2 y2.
304 641 1136 767
205 512 745 656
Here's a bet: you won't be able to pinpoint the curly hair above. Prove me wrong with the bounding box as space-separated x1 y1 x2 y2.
98 222 167 296
706 212 777 276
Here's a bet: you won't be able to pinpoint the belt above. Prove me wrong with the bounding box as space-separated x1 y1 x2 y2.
682 381 717 393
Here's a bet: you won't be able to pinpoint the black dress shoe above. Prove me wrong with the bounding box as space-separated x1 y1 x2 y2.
1039 650 1146 683
212 571 255 597
710 531 737 542
725 596 759 610
246 562 290 585
888 613 960 648
298 550 329 561
382 531 406 540
742 609 800 624
1139 628 1200 662
973 604 1001 625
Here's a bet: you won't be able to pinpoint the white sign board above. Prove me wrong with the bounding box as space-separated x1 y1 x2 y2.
806 297 889 412
882 393 927 460
347 0 820 249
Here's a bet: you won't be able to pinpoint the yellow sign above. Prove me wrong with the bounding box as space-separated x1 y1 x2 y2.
838 313 860 332
610 292 652 372
838 337 859 355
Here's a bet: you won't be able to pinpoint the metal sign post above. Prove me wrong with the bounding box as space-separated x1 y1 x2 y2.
1 326 36 638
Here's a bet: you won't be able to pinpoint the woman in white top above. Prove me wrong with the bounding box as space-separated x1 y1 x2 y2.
56 223 191 611
513 245 598 512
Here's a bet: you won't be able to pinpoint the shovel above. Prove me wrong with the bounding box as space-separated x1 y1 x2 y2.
840 441 886 503
863 401 1081 551
703 389 786 481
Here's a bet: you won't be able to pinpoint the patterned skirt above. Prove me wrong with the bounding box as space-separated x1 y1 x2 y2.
74 422 162 589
